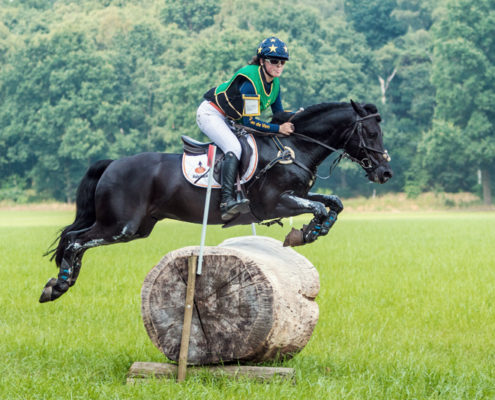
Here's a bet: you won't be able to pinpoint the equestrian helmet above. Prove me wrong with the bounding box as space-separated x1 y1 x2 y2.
257 37 289 60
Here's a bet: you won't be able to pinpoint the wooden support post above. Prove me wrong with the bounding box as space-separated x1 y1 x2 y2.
128 362 295 383
177 255 198 382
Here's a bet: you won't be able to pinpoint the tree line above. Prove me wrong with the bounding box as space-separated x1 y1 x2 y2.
0 0 493 204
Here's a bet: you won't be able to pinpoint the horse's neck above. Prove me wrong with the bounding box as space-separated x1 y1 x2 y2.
294 108 353 168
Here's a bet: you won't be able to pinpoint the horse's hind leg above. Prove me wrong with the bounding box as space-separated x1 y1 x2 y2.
39 213 158 303
40 226 104 303
39 220 144 303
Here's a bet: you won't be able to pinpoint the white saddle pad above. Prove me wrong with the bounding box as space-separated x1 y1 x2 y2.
182 134 258 188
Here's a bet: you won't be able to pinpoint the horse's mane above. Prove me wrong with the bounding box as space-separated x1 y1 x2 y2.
271 102 351 124
271 101 378 124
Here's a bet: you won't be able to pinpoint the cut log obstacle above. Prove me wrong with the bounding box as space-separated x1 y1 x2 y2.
141 236 320 365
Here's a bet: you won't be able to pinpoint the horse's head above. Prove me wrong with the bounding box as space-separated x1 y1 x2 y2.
344 100 393 184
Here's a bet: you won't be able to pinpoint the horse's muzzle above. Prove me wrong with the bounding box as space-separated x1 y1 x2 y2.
368 164 393 184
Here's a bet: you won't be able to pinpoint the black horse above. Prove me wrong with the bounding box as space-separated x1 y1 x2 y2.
40 100 392 303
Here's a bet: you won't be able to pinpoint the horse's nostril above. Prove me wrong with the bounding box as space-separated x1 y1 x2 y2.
384 170 393 179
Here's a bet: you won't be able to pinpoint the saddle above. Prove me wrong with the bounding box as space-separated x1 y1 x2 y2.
181 133 258 189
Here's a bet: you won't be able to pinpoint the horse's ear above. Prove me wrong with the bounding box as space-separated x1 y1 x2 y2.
350 99 366 117
363 103 378 114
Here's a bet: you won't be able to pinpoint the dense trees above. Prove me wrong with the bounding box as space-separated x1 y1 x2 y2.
0 0 493 203
425 0 495 204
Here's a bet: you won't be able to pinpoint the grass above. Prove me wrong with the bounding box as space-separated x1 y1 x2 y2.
0 208 494 399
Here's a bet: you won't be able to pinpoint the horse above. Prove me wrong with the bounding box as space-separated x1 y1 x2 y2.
40 100 392 303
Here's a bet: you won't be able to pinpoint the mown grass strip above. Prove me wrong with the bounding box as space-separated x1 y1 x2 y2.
0 211 494 399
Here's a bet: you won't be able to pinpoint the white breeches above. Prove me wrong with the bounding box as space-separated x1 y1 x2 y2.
196 100 242 160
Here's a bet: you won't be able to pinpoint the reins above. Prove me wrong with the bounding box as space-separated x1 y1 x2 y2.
236 111 389 191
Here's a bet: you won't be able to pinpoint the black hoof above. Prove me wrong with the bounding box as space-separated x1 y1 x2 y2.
39 278 68 303
39 278 57 303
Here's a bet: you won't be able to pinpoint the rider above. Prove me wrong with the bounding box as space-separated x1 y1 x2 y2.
196 36 295 221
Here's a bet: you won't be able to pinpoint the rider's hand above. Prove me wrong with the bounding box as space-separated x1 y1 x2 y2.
279 122 294 135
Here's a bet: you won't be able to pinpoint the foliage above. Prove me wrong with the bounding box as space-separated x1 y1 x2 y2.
160 0 220 32
415 0 495 199
431 0 495 167
0 0 493 202
419 120 477 192
343 0 406 49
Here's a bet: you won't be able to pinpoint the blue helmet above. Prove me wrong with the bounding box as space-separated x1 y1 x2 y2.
257 37 289 60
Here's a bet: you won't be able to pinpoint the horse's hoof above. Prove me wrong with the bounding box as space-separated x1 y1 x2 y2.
39 289 52 303
39 278 69 303
39 278 57 303
283 228 304 247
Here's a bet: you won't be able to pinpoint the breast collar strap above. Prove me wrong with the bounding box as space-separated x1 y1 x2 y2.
245 134 315 194
270 135 315 177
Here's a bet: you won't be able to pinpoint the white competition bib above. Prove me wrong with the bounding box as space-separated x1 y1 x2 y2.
243 95 260 116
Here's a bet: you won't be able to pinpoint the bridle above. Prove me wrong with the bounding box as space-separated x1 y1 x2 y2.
339 113 391 170
290 112 391 174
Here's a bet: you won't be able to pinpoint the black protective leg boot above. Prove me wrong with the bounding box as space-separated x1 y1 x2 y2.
220 152 250 221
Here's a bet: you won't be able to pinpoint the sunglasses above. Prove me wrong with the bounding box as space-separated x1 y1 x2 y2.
265 58 286 66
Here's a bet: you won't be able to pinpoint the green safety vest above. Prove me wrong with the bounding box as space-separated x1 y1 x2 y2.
214 65 280 119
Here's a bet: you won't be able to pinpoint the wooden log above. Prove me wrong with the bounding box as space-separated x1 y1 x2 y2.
141 236 319 365
127 361 295 383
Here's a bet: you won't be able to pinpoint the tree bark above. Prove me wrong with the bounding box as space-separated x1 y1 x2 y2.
378 67 397 105
481 168 492 205
141 236 320 365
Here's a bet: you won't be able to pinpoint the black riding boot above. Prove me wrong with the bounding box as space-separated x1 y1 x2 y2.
220 152 250 221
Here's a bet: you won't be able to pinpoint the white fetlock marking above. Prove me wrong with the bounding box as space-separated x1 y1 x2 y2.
288 195 325 215
71 238 106 251
112 225 136 241
289 195 314 209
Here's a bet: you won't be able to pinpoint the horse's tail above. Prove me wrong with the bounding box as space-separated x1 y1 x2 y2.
47 159 113 266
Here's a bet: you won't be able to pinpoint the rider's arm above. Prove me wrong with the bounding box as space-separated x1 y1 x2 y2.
270 92 284 115
239 81 281 133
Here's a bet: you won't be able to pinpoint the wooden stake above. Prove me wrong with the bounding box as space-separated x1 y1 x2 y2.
177 255 198 382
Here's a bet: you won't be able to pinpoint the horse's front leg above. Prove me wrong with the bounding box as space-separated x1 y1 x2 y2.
306 192 343 213
305 192 344 236
274 192 328 247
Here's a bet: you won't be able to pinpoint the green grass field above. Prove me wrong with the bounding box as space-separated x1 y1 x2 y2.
1 209 494 399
